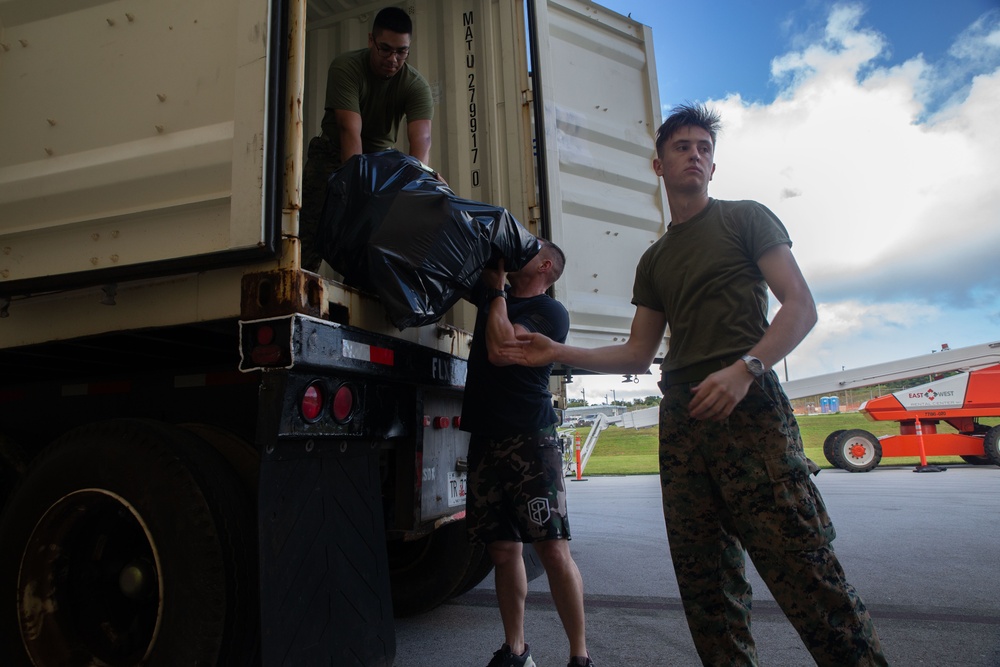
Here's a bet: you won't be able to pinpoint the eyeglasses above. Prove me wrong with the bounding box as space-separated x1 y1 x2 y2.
374 42 410 60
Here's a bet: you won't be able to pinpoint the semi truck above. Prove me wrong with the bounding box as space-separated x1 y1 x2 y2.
0 0 666 664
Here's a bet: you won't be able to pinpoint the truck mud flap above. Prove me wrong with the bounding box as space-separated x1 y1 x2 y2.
259 448 394 666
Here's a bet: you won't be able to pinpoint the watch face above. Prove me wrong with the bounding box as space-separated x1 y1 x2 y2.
744 355 765 376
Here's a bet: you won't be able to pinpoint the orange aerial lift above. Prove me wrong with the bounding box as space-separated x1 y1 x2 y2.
822 363 1000 472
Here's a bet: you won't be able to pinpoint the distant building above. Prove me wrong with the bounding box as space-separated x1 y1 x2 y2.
562 404 627 425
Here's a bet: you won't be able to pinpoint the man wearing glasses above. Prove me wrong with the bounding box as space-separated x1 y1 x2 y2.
301 6 435 272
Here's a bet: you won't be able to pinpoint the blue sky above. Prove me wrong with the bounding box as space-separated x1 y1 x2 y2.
575 0 1000 404
607 0 999 110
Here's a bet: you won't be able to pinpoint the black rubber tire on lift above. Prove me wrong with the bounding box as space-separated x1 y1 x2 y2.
388 519 477 617
0 419 258 667
832 429 882 473
983 425 1000 467
823 429 846 468
960 423 995 465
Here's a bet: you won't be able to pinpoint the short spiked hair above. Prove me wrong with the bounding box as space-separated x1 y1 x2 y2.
655 103 721 157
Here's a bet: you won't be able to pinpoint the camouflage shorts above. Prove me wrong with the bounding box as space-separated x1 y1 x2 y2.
466 425 571 544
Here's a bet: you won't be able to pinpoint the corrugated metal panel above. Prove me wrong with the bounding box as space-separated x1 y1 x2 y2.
531 0 667 353
0 0 272 284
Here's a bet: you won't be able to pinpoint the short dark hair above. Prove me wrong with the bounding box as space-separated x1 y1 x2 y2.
539 238 566 284
373 7 413 36
655 103 721 157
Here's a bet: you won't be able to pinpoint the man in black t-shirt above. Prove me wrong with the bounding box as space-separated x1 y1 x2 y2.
461 239 594 667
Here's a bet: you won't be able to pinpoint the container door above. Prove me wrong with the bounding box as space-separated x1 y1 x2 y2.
0 0 283 296
528 0 668 354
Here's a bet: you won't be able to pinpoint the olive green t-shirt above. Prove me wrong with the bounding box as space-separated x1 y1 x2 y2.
631 198 792 373
319 48 434 156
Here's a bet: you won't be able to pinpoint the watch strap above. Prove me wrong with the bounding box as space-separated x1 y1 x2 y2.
485 288 507 302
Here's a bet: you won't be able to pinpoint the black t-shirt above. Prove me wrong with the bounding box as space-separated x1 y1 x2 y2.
460 288 570 436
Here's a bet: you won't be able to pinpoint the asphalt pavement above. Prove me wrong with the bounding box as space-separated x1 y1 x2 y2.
394 465 1000 666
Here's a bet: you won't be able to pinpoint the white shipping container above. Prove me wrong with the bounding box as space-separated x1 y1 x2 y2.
0 0 666 356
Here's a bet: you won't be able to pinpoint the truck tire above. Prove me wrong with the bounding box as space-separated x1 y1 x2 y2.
0 434 27 514
983 425 1000 467
822 430 846 468
449 543 495 599
447 542 544 601
388 519 476 617
0 419 258 667
832 429 882 472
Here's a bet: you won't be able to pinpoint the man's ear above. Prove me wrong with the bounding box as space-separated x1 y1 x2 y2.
652 157 663 177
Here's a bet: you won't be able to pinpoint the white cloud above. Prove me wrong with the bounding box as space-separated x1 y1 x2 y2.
948 11 1000 63
578 5 1000 403
707 4 1000 375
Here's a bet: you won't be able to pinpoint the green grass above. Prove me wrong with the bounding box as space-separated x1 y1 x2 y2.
577 412 999 476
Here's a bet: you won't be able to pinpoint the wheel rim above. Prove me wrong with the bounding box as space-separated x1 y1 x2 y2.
18 489 163 665
843 437 875 466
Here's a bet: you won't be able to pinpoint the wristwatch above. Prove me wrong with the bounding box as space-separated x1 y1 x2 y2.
485 288 507 302
740 354 766 377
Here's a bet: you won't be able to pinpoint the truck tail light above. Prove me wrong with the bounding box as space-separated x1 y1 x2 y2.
331 384 355 423
256 325 275 345
301 382 324 422
248 323 286 366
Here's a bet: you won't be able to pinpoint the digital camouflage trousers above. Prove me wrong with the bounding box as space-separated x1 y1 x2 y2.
658 372 887 667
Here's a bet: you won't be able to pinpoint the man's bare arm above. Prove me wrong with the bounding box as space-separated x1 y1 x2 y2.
335 109 364 164
480 260 527 367
510 305 666 374
745 243 817 369
407 119 433 165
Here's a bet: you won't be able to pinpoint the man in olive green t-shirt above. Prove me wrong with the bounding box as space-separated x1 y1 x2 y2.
508 104 887 666
300 6 434 272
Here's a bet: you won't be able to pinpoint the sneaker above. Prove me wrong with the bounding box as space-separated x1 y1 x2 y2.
487 643 536 667
567 657 594 667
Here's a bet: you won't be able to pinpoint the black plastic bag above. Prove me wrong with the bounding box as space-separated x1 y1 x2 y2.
318 150 540 329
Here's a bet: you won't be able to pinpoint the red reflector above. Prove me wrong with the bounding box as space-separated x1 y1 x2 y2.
301 383 323 422
369 346 394 365
432 416 450 429
256 325 275 345
332 385 354 423
423 415 432 427
452 416 461 429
